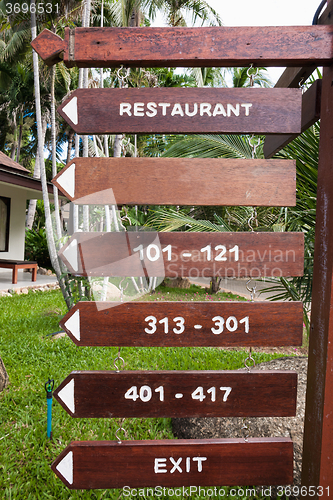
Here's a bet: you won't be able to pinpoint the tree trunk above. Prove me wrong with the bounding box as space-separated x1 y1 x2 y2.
66 129 74 164
210 277 221 294
82 0 91 232
113 134 123 157
10 137 16 160
16 121 23 162
0 355 9 392
26 115 47 229
130 8 142 27
51 64 62 241
26 199 37 230
31 4 71 310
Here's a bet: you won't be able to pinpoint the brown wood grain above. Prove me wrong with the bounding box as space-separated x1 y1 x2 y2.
31 29 65 66
264 80 322 158
54 370 297 418
61 301 303 347
58 231 304 278
51 438 294 488
271 5 332 90
302 55 333 495
53 157 297 207
33 26 333 68
275 66 318 89
57 88 302 135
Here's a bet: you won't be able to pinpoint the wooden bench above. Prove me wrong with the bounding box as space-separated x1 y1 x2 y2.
0 260 38 284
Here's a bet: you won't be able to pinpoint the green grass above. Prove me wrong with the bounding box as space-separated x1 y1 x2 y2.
0 289 286 499
142 283 248 303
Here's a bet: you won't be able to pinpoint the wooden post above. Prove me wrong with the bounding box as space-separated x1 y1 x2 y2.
34 13 333 490
301 63 333 497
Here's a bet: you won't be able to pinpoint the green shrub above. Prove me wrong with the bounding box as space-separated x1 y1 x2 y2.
25 227 52 268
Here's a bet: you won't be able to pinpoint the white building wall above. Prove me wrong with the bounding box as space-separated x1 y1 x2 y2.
0 183 43 260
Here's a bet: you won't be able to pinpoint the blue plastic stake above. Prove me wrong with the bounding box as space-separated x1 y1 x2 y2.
45 379 54 439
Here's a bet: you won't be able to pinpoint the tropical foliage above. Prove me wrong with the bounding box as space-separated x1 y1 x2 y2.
144 122 319 330
0 0 226 308
25 227 52 267
264 123 319 332
0 0 318 317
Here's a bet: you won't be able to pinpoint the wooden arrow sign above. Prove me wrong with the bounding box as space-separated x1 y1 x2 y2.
61 301 303 347
53 157 297 207
54 370 297 418
57 88 302 135
32 25 333 68
51 438 293 488
58 231 304 278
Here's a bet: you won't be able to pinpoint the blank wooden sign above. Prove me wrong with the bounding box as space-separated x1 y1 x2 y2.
58 231 304 278
51 438 293 489
54 370 297 418
32 25 333 68
57 88 302 135
61 300 303 347
53 157 297 207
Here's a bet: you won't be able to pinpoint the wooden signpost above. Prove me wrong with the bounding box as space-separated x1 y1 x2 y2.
32 25 333 68
54 370 297 418
264 79 322 158
61 300 303 347
51 438 293 489
57 87 302 135
31 6 333 494
53 157 297 207
302 57 333 493
58 230 304 278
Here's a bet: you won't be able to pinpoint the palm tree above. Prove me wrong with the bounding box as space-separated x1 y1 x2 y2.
145 0 222 27
1 0 223 307
228 67 272 88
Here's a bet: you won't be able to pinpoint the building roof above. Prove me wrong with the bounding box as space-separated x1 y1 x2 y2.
0 151 55 197
0 151 31 174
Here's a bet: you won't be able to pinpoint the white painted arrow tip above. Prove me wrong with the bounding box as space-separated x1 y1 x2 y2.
62 96 78 125
57 378 75 414
56 163 75 199
64 309 80 341
56 450 73 485
63 238 78 272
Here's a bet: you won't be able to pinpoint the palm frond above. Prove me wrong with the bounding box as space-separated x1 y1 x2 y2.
162 134 264 159
146 207 227 232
